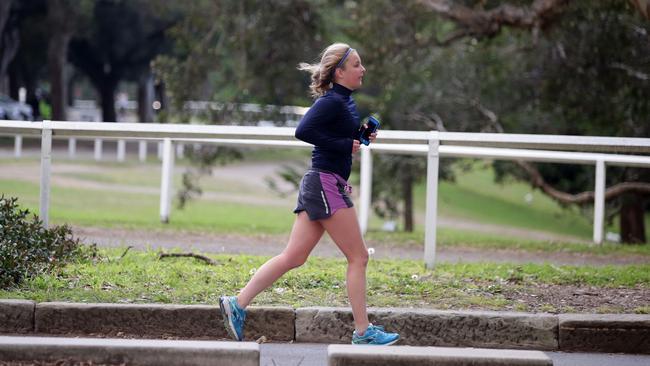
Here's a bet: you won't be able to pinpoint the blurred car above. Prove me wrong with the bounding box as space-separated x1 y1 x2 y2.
0 95 33 121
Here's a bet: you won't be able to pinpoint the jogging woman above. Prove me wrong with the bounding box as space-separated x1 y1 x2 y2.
220 43 400 346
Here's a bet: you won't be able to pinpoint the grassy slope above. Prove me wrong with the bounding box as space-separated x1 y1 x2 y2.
0 156 647 242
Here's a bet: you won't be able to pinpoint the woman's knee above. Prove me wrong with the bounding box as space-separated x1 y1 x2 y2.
347 249 369 267
279 252 308 270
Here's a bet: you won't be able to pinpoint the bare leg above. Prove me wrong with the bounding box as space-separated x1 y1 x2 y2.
320 207 370 334
237 211 324 308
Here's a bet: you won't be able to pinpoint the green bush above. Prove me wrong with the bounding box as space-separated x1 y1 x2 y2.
0 195 92 288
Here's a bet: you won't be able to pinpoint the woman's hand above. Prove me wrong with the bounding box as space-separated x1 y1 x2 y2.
352 139 361 153
352 127 377 154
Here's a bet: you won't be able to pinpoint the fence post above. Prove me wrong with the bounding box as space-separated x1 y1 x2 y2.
160 138 175 223
94 138 103 161
424 131 440 269
68 138 76 159
593 159 606 244
40 121 52 229
14 135 22 158
359 145 373 234
117 140 126 162
176 143 185 159
139 141 147 162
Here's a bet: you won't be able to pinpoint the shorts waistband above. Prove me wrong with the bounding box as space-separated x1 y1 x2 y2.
308 169 352 194
308 168 345 180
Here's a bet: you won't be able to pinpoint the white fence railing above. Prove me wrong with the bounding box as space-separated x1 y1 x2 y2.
2 120 650 268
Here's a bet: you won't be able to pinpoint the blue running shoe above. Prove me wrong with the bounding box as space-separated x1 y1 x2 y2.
351 323 400 345
219 296 246 341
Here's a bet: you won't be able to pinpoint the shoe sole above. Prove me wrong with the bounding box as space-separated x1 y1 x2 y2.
382 337 399 346
351 337 400 346
219 297 241 341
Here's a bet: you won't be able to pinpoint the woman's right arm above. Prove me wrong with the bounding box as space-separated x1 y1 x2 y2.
295 98 353 154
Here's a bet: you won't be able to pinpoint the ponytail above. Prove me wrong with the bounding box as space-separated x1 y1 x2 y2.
298 43 352 98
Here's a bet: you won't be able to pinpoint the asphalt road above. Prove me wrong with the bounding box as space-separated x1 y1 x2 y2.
260 343 650 366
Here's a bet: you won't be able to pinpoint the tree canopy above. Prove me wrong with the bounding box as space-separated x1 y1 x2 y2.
2 0 648 242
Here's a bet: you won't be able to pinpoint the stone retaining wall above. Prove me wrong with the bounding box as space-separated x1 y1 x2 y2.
1 300 648 354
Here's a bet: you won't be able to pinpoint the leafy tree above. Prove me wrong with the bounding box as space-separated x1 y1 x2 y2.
507 0 650 243
415 0 650 242
68 0 176 122
46 0 94 120
1 0 48 102
152 0 330 207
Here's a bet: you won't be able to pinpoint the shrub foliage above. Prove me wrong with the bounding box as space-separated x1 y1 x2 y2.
0 195 88 288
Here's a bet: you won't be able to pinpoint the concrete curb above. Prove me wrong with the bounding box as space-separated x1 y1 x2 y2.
296 307 557 350
1 300 649 354
34 302 294 341
0 300 34 334
559 313 650 353
327 344 553 366
0 336 259 366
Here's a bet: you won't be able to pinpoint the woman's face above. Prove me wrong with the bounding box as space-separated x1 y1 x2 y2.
337 51 366 90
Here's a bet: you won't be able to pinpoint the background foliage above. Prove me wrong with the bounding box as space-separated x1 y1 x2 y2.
0 196 94 288
2 0 649 242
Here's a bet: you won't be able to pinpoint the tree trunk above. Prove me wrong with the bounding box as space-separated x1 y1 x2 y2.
99 78 118 122
619 193 647 244
0 0 14 95
0 0 12 94
47 0 75 121
8 61 18 100
0 0 11 35
47 31 70 120
0 29 19 95
137 71 154 122
67 72 75 107
402 173 414 232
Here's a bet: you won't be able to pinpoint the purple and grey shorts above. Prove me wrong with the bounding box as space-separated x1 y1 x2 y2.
293 169 354 220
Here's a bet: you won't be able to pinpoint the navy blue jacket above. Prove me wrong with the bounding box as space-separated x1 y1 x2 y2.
294 83 360 180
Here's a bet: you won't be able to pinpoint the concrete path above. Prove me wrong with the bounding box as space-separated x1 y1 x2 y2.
3 338 650 366
0 336 259 366
260 343 650 366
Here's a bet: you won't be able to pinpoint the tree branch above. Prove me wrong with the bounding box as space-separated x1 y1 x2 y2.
419 0 569 38
159 252 220 266
465 96 650 204
629 0 650 20
469 97 504 132
407 111 448 131
517 160 650 204
610 62 650 81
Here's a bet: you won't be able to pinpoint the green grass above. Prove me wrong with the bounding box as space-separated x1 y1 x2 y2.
428 162 594 238
1 157 647 246
0 179 294 233
366 229 650 256
1 248 648 313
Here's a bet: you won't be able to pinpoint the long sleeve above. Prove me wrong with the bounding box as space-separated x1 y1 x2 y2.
295 97 353 154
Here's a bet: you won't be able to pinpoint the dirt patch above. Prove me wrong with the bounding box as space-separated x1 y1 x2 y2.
73 226 650 266
500 284 650 313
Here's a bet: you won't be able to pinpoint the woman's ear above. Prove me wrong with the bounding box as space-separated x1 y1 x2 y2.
334 67 343 81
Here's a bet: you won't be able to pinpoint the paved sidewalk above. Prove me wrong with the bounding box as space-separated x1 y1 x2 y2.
260 343 650 366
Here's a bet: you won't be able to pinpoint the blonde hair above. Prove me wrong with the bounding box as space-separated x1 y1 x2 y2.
298 43 353 98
